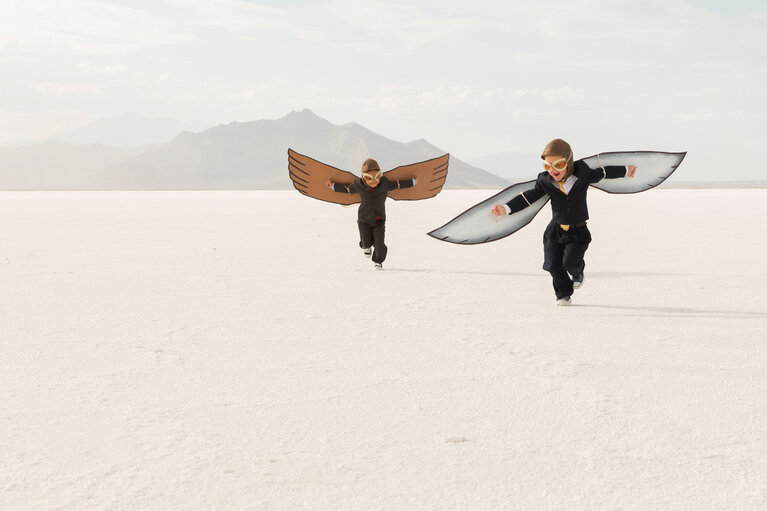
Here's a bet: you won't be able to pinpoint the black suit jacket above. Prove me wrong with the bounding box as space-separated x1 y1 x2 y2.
506 161 626 225
334 176 414 224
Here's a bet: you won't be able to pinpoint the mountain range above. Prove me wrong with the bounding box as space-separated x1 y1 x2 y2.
48 114 210 148
0 110 509 190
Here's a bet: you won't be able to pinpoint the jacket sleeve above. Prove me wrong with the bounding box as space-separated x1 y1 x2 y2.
386 178 415 191
588 165 627 183
331 181 359 194
505 181 546 214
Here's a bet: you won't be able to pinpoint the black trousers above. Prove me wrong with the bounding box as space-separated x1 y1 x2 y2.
358 220 387 264
542 221 591 299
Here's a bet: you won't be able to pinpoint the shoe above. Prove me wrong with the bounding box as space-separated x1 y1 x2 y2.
374 263 383 269
572 272 584 289
556 296 572 306
363 247 372 258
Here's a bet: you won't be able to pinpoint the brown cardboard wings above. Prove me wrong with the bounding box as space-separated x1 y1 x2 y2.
288 148 449 205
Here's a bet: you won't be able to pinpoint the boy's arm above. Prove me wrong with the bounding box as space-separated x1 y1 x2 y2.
327 181 357 194
590 165 637 183
506 186 546 213
386 177 417 191
491 185 544 216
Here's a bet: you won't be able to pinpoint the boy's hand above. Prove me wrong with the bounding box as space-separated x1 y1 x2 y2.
490 204 506 217
414 177 418 185
326 180 333 189
627 165 637 177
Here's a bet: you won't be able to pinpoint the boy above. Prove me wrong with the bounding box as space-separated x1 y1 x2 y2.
490 139 637 305
327 158 417 269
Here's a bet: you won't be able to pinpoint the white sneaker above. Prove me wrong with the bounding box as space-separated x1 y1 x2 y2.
363 248 372 258
556 296 572 306
572 272 584 290
374 263 383 270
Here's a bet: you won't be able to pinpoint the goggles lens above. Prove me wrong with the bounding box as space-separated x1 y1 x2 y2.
543 157 569 172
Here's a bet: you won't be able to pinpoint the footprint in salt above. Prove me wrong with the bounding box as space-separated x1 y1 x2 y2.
443 436 470 444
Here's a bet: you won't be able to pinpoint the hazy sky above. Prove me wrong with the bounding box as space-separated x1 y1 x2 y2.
2 0 765 179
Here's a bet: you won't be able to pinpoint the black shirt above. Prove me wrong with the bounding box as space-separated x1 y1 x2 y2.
333 176 415 224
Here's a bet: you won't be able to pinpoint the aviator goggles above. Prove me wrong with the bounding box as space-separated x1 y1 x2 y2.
362 170 382 184
542 155 571 172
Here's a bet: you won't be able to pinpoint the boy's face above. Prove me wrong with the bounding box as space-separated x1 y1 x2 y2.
543 154 568 181
362 171 381 187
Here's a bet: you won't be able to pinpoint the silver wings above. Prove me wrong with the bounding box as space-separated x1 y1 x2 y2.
428 151 686 245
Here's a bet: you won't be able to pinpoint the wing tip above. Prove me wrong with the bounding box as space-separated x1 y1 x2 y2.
426 229 479 245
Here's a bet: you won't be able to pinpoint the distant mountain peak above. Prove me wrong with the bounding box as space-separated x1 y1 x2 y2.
282 108 319 119
277 108 334 130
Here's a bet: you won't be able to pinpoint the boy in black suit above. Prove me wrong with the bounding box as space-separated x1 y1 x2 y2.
490 139 637 305
327 158 416 269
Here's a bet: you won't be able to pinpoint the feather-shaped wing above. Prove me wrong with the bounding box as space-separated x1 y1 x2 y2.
427 180 549 244
288 148 360 205
384 154 449 201
585 151 686 194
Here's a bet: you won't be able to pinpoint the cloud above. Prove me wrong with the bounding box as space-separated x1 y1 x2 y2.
2 1 195 54
1 0 324 55
31 82 103 96
338 85 591 112
670 112 716 121
77 62 128 75
160 0 327 40
326 0 487 53
193 81 592 116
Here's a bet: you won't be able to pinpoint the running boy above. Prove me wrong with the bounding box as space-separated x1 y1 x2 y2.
490 139 636 305
327 158 417 269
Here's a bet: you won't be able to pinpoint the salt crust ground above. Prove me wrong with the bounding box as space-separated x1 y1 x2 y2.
1 190 766 510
